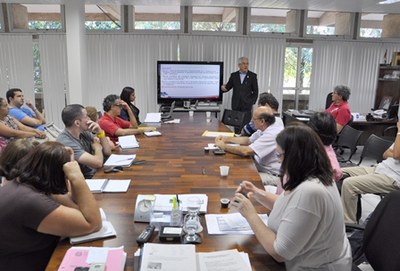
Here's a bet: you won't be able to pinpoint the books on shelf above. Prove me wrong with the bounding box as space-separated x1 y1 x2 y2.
118 135 139 149
58 246 126 271
85 179 131 193
138 243 251 271
104 154 136 167
70 208 116 245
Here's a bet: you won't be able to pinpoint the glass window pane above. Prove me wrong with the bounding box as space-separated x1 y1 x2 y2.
192 7 237 32
306 11 351 36
250 8 296 33
85 4 121 30
301 47 313 88
284 47 298 88
13 4 62 30
134 5 180 30
360 13 384 38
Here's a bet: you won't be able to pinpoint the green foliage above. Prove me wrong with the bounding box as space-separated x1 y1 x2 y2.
135 21 180 30
28 21 62 30
85 21 121 30
32 43 42 93
250 23 286 33
192 22 236 31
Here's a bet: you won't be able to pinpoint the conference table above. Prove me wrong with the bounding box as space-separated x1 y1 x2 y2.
45 112 285 271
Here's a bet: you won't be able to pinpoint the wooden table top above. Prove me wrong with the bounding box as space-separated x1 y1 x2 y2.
45 113 285 271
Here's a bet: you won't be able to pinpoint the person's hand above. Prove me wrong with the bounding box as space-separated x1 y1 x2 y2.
25 100 35 110
87 120 102 134
236 180 259 199
91 140 103 152
230 193 257 219
397 121 400 131
221 84 227 92
63 161 85 183
139 126 156 132
215 136 224 148
34 130 46 139
120 100 130 110
65 146 74 161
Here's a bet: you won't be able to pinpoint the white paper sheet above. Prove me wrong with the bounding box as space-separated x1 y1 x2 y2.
205 213 269 234
104 154 136 167
144 113 162 123
197 249 251 271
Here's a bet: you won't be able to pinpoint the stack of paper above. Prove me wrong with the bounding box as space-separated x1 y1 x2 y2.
202 130 235 137
85 179 131 193
144 131 162 137
144 113 162 123
118 135 139 149
104 154 136 167
58 246 126 271
205 213 269 234
139 243 252 271
69 208 117 245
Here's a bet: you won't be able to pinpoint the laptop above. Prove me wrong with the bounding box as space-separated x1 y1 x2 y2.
161 101 175 120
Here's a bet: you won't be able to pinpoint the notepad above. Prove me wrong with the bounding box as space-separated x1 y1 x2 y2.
104 154 136 167
85 179 131 193
144 113 162 123
144 131 162 137
69 209 117 245
118 135 139 149
202 130 235 137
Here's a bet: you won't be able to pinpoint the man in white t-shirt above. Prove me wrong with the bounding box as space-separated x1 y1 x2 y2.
215 106 284 183
341 121 400 223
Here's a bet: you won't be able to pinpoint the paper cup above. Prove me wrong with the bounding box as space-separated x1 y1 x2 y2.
219 166 229 177
206 111 211 118
189 111 194 117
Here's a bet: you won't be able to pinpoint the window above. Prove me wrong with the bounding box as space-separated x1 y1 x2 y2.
282 46 313 111
306 11 352 36
250 8 297 33
134 5 180 30
85 4 121 30
12 4 62 30
32 41 44 111
192 7 238 32
360 13 385 38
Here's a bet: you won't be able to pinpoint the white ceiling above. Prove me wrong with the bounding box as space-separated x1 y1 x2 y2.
5 0 400 14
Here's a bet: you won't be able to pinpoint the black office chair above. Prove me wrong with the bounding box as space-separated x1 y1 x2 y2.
325 92 333 109
346 190 400 271
221 109 246 133
383 125 397 140
334 125 363 163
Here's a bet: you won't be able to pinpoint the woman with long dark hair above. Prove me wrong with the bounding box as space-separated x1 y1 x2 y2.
231 125 351 270
119 86 141 125
0 142 101 271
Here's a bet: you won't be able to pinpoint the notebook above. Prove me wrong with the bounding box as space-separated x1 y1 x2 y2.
85 179 131 193
118 135 139 149
104 154 136 167
69 209 117 245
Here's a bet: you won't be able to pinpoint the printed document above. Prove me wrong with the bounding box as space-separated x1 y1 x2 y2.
205 213 268 234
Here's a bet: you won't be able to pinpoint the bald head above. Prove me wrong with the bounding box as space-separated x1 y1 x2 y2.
253 106 275 130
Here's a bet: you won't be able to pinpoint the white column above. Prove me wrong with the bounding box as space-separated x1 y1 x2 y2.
64 0 86 104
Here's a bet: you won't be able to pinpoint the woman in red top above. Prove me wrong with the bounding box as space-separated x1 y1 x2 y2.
325 85 352 133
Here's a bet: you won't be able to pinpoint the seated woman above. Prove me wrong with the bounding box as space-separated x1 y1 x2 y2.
119 86 141 125
0 142 102 271
325 85 352 133
231 125 351 271
0 139 38 186
0 97 45 152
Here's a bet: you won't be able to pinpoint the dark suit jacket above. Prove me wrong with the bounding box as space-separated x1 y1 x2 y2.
225 70 259 111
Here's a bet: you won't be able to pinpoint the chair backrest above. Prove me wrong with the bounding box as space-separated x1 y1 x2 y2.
363 190 400 271
325 92 333 109
222 109 246 130
357 134 393 165
335 125 363 161
383 125 397 138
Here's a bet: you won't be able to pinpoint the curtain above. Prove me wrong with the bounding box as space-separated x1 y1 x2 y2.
85 34 178 118
0 35 34 100
179 35 286 114
39 34 68 128
310 40 400 113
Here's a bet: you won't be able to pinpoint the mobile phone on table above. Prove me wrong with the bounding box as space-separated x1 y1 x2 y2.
89 263 106 271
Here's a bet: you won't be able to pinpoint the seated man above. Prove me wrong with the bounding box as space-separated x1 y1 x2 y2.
215 106 284 185
341 121 400 223
98 94 154 144
325 85 352 133
6 88 46 131
241 92 283 136
57 104 112 179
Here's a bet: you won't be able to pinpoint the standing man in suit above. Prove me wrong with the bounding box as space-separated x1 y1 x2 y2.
221 57 259 133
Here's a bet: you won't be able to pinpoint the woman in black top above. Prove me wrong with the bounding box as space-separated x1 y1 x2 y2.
119 86 141 125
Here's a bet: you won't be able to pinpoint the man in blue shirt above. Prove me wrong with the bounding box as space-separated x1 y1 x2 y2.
6 88 46 131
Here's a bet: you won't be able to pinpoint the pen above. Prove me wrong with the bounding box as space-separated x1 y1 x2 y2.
115 157 134 163
176 194 180 207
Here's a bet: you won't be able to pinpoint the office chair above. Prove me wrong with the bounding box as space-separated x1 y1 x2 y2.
221 109 246 133
383 125 397 140
346 190 400 271
325 92 333 109
334 125 363 162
